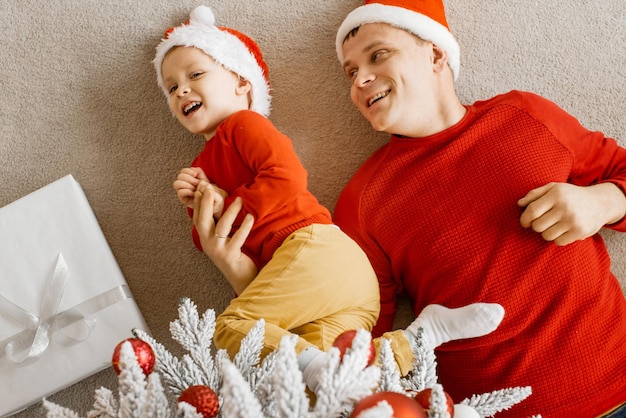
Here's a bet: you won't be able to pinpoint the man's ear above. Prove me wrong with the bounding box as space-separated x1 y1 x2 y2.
236 76 252 96
431 44 449 74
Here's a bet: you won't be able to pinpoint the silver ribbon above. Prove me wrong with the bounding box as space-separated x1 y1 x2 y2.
0 253 132 364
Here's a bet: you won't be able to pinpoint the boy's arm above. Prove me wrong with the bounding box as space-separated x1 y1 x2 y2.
222 112 314 222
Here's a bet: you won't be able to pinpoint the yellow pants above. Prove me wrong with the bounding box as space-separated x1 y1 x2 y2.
214 223 380 359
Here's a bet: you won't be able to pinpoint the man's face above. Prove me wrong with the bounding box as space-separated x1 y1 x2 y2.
341 23 438 137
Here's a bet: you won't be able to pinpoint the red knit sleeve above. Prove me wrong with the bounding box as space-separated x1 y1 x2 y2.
219 111 310 224
518 91 626 231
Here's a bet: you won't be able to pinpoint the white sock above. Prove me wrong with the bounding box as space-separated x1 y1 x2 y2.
298 346 327 393
404 303 505 348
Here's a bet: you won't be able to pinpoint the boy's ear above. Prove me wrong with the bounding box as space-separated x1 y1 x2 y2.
236 76 252 96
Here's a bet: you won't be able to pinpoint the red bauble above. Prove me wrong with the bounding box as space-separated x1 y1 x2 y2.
178 385 219 418
111 338 156 375
414 388 455 416
350 391 427 418
332 330 376 366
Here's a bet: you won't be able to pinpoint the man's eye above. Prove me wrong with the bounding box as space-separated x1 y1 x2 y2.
372 50 386 61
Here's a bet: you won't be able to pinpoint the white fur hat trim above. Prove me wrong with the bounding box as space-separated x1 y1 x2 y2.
336 3 460 81
154 6 271 116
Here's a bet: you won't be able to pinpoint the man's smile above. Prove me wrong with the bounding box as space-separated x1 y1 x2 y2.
368 90 390 107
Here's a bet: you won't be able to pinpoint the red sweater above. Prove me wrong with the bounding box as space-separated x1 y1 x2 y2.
189 110 331 268
334 91 626 417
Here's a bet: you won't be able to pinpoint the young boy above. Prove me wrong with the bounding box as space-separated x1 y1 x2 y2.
154 5 504 391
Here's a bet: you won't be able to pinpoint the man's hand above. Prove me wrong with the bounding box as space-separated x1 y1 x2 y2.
518 182 626 246
193 187 258 294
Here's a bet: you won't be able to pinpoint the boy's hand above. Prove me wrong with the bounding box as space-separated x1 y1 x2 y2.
173 167 208 208
518 182 626 246
198 181 228 219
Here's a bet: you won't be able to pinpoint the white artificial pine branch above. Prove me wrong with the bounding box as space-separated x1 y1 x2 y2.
133 328 191 396
270 335 310 418
44 298 535 418
180 354 209 388
87 387 118 418
233 319 264 384
219 357 265 418
354 401 394 418
427 384 450 418
133 298 221 395
118 341 148 418
377 338 403 393
42 399 82 418
402 328 437 392
141 373 170 418
461 386 532 417
312 329 380 418
252 351 280 418
169 299 217 389
175 402 203 418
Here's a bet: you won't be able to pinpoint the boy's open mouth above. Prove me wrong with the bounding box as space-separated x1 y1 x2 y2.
183 101 202 116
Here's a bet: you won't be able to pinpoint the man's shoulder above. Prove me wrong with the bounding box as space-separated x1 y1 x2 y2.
473 90 554 113
474 89 544 106
335 144 391 210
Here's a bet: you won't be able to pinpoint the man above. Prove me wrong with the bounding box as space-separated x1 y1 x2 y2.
332 0 626 417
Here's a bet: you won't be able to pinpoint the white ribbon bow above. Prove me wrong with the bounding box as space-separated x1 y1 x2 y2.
0 253 131 363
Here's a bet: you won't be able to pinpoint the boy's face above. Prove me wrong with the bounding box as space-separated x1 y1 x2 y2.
161 46 250 138
341 23 440 137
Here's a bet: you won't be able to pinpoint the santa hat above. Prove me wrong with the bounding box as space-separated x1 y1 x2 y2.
154 6 271 117
336 0 460 81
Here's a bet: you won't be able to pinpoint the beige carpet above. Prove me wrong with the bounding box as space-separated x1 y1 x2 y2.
1 0 624 416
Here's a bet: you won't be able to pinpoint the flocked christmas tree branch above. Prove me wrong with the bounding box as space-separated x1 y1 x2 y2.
43 297 535 418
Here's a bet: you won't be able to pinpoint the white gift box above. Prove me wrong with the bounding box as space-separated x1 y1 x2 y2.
0 175 149 417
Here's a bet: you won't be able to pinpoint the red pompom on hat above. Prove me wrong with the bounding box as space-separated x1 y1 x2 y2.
336 0 460 81
154 6 271 116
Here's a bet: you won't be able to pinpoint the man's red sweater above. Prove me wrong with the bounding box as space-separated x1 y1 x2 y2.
334 91 626 417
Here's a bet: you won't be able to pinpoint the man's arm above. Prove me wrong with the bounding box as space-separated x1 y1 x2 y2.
193 183 258 294
518 181 626 246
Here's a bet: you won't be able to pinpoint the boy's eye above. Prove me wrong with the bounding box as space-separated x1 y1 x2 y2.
190 71 204 79
168 85 178 94
346 68 357 80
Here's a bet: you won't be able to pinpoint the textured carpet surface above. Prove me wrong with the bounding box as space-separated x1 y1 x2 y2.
1 1 624 415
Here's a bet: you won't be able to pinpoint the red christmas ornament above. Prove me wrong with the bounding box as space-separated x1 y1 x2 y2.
178 385 220 418
414 388 455 417
350 391 427 418
111 338 156 375
332 330 376 366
